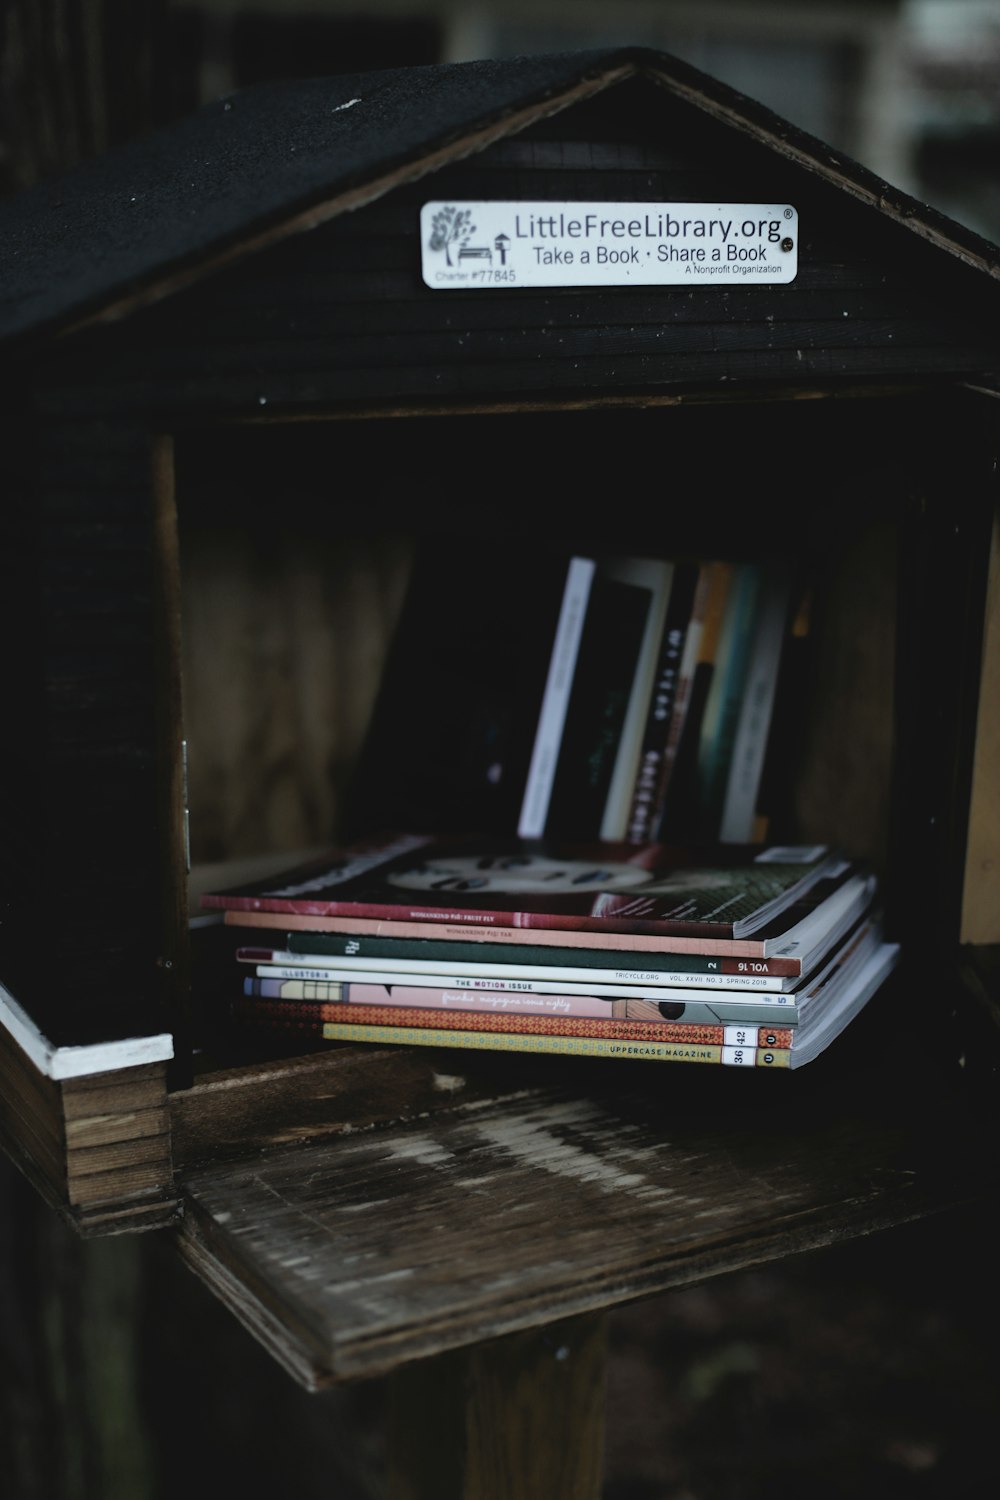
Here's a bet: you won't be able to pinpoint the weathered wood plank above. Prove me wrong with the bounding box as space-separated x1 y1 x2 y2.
0 1023 66 1140
172 1030 1000 1386
0 1078 174 1234
64 1155 175 1209
61 1062 168 1117
170 1044 553 1171
65 1105 170 1152
0 1097 68 1194
0 1005 176 1228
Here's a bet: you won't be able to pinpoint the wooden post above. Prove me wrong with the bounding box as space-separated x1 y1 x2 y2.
387 1312 607 1500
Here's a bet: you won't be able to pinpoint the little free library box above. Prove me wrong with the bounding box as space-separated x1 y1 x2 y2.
1 45 1000 1475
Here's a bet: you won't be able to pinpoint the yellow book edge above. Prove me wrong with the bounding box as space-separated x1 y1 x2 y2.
320 1021 790 1067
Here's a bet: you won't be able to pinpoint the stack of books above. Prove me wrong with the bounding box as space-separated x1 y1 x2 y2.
350 545 809 856
524 551 811 848
200 834 900 1071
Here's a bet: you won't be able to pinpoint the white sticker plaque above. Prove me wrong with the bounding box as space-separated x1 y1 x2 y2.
420 201 798 289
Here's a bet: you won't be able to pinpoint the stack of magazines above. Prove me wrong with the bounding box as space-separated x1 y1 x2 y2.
199 833 900 1071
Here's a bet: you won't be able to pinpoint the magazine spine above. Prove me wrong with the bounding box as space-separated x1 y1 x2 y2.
212 897 746 939
240 979 800 1026
238 996 794 1048
247 946 797 990
316 1021 791 1066
247 960 803 1005
221 910 810 961
279 930 804 977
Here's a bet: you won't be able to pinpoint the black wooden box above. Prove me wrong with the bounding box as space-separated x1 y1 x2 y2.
1 47 998 1243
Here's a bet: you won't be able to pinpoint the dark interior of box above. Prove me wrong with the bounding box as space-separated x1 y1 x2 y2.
168 394 945 1074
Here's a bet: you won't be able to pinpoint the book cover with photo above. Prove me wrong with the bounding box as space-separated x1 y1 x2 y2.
219 862 873 964
200 831 844 939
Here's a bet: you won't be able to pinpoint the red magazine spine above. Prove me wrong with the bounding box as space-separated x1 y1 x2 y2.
220 911 803 965
235 998 794 1049
206 897 743 940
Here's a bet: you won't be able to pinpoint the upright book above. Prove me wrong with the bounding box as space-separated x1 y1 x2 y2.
344 541 581 839
625 559 702 844
516 556 597 839
694 561 765 835
597 556 676 841
201 832 843 939
718 563 795 843
652 559 734 841
536 562 658 840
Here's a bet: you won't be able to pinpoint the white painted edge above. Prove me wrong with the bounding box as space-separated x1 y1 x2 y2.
0 981 173 1081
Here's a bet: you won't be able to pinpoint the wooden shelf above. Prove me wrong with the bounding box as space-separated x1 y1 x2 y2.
167 995 1000 1390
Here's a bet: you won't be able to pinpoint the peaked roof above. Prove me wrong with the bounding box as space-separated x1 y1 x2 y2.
1 44 998 350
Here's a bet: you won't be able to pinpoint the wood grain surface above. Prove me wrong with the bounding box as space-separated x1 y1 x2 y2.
173 1027 998 1388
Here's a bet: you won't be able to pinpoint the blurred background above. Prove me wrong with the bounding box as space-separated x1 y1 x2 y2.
2 4 1000 1498
1 0 1000 241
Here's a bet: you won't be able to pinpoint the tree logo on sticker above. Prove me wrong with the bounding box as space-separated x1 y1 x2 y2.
427 205 488 266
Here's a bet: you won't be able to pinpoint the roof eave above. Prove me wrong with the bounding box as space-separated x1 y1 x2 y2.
56 59 640 343
637 55 1000 283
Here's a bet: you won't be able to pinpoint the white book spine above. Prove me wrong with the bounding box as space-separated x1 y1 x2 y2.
245 949 795 990
517 556 596 838
253 963 798 1004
